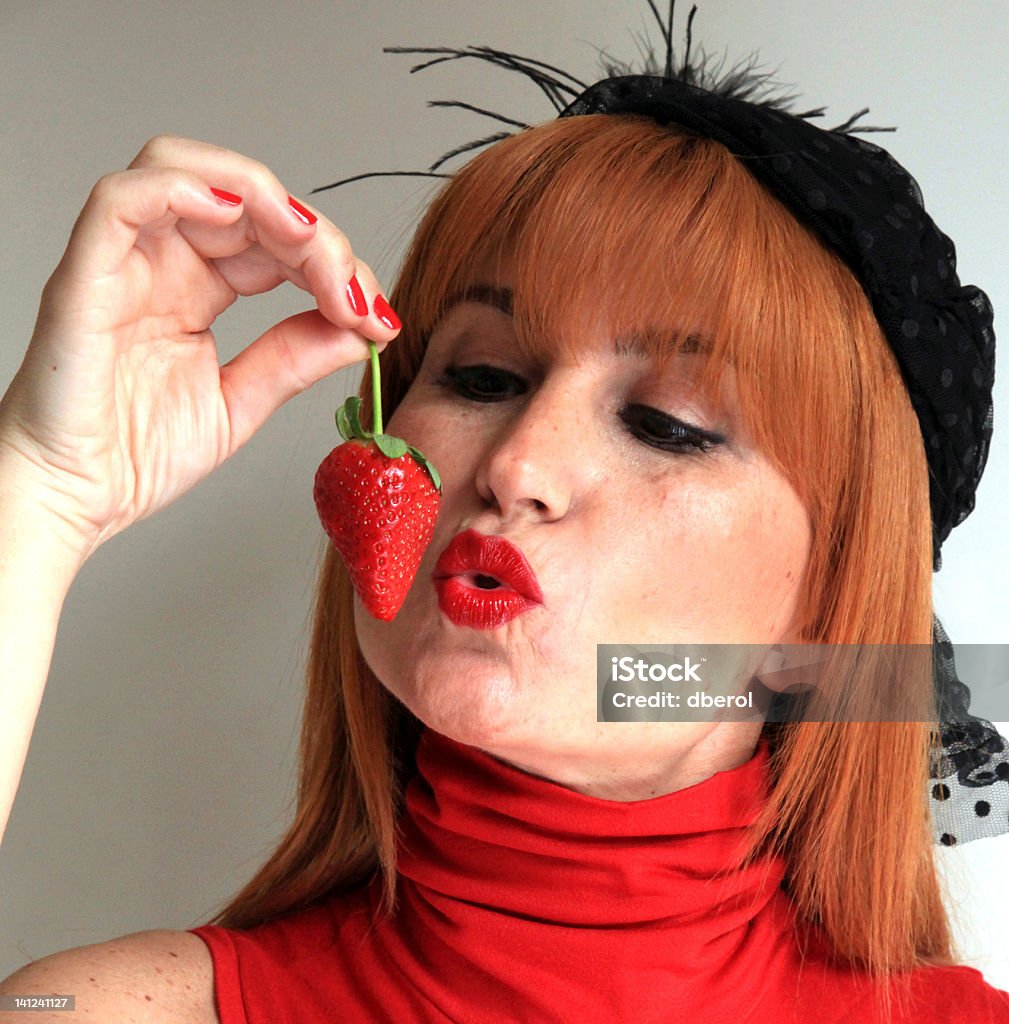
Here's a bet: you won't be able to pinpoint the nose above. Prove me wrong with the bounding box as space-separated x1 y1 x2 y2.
474 375 592 525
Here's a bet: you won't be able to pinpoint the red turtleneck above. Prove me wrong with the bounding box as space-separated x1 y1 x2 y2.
189 728 1009 1022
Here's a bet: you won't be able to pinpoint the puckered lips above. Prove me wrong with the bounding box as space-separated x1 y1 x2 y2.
432 529 543 629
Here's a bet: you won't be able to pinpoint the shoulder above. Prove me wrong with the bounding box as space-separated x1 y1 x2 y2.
0 929 218 1024
907 964 1009 1019
838 964 1009 1023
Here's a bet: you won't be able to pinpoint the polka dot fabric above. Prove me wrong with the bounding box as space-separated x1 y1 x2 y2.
932 779 1009 847
559 74 996 575
930 616 1009 844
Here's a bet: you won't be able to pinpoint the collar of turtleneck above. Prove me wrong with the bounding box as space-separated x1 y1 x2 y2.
395 727 788 938
190 728 1000 1023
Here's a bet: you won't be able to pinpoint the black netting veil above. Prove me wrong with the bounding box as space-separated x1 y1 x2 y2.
931 617 1009 845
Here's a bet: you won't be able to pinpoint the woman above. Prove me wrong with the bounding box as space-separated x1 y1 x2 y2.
1 6 1007 1024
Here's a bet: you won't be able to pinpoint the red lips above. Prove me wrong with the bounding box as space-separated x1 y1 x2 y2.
432 529 543 629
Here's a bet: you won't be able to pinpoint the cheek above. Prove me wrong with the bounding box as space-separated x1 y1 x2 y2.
387 398 468 461
384 399 429 449
684 469 810 558
626 476 810 630
644 478 747 555
710 479 811 632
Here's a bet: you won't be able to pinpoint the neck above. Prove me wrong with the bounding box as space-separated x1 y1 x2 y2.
461 721 766 802
395 725 785 930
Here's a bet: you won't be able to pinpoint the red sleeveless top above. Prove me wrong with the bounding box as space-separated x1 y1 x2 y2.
189 727 1009 1022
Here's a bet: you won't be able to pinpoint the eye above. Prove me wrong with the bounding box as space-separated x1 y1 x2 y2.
435 364 526 402
620 403 725 455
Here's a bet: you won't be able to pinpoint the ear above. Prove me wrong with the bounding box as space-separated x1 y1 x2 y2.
752 642 826 695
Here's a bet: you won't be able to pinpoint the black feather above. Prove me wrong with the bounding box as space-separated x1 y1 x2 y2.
315 1 893 194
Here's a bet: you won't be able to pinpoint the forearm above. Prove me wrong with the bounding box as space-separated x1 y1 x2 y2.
0 453 86 845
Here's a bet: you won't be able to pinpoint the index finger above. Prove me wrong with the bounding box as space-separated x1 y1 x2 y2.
128 134 317 247
129 135 388 334
48 165 245 311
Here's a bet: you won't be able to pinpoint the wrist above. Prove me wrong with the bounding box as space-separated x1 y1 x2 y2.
0 440 98 590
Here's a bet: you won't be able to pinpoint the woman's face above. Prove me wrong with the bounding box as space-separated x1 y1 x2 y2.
354 252 812 797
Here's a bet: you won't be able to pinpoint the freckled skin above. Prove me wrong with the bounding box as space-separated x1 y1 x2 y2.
355 253 812 800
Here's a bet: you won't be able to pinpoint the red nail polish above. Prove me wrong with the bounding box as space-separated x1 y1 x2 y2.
211 187 242 206
288 196 317 225
373 294 401 331
346 275 368 316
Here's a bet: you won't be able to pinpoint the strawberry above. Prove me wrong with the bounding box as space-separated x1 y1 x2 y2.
314 340 442 621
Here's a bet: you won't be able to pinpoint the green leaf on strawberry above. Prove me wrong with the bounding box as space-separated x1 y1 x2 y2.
373 433 408 459
407 445 442 491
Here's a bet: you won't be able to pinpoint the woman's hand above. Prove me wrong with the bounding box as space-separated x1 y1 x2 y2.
0 135 399 564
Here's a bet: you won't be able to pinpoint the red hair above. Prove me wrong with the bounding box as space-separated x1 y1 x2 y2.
205 115 951 1016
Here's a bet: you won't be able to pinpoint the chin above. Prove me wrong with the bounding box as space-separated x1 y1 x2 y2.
404 670 532 747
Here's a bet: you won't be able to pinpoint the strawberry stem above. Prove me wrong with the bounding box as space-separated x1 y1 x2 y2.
330 340 441 492
369 340 383 435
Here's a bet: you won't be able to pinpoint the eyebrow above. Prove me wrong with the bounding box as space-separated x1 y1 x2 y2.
440 284 710 356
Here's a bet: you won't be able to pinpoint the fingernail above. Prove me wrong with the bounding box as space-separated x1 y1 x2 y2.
345 274 368 317
288 195 317 225
211 187 242 206
373 294 401 330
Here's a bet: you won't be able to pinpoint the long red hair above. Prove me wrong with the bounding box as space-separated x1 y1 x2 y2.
203 115 951 1010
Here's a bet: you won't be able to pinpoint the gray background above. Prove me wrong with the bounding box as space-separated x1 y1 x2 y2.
2 0 1007 990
